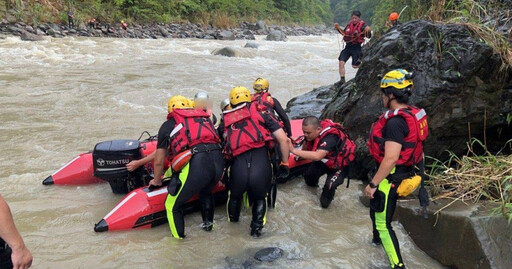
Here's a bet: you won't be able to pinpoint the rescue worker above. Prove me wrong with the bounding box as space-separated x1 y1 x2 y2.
217 98 231 137
251 78 292 137
194 91 218 125
386 12 400 29
287 116 356 208
221 86 290 237
364 69 428 269
334 10 371 85
251 78 292 208
149 95 224 239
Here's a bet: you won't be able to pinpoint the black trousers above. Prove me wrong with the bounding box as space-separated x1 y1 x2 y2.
228 147 272 229
165 148 224 238
304 161 347 208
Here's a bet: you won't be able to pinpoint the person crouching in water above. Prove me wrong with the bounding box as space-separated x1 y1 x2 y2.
364 69 428 269
149 95 224 238
221 86 289 237
287 116 356 208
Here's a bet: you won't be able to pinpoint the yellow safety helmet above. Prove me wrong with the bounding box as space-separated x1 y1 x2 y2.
380 69 413 90
167 95 189 113
253 78 269 93
229 86 251 106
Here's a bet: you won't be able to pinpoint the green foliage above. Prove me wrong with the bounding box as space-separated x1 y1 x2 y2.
3 0 334 25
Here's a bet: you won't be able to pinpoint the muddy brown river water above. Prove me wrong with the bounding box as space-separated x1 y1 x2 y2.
0 35 445 268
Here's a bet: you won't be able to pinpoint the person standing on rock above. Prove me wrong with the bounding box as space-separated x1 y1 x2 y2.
0 194 33 269
221 86 289 237
334 10 371 85
287 116 356 208
386 12 401 29
67 9 74 29
364 69 429 269
148 95 224 239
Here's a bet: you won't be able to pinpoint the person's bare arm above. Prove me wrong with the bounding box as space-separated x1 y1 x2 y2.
272 128 289 161
288 138 328 161
364 141 401 198
148 148 167 187
126 151 156 172
0 194 32 269
334 23 345 35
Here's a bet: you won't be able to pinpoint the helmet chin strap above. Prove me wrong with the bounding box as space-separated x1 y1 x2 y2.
386 93 395 108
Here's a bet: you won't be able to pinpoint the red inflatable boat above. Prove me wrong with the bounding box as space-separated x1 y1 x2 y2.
42 139 159 186
94 119 311 232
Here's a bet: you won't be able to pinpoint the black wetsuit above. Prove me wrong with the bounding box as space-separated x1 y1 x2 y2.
157 118 224 238
370 116 410 268
224 112 281 234
303 134 348 208
269 98 292 137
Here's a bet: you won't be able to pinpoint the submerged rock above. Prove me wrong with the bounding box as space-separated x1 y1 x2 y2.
244 42 259 49
211 46 255 58
254 247 283 262
397 199 512 269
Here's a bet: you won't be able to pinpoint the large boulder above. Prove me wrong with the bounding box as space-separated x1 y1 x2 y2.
397 199 512 269
319 20 512 178
286 84 337 119
266 30 287 41
20 31 44 41
216 30 235 40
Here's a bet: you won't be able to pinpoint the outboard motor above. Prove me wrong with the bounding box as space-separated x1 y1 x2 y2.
93 139 150 194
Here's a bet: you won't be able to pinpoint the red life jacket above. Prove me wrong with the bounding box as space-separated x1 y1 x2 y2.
367 106 428 166
343 20 366 45
251 92 286 129
222 102 274 157
168 108 221 156
304 119 356 170
251 92 275 112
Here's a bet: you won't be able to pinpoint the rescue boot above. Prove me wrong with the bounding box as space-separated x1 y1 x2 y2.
200 196 214 231
372 230 381 246
267 183 277 209
250 200 266 237
228 198 242 222
320 186 336 208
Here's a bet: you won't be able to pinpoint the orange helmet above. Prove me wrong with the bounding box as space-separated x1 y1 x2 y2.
389 12 399 21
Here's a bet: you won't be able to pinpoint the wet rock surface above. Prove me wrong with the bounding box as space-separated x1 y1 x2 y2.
0 20 333 40
396 199 512 269
224 247 285 268
285 83 338 119
211 46 256 58
266 30 287 41
286 20 512 179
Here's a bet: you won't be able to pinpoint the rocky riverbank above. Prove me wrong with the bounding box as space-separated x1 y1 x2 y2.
0 19 334 41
